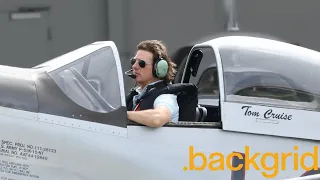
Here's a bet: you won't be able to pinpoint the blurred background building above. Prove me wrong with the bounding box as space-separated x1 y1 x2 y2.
0 0 319 83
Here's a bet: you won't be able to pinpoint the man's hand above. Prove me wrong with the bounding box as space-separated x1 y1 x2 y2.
127 106 171 127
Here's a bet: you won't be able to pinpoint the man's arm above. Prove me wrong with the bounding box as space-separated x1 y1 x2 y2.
127 94 179 127
127 106 171 128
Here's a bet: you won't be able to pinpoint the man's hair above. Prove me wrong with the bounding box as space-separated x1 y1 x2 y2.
137 40 177 83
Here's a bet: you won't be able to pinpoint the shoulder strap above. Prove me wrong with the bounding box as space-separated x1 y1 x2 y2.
126 88 139 110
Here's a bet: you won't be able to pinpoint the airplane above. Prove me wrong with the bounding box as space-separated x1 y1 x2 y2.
0 35 320 180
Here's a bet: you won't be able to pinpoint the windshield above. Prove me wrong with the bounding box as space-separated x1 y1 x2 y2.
48 46 121 113
219 44 320 111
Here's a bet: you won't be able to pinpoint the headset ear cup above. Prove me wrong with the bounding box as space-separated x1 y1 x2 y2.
155 59 168 78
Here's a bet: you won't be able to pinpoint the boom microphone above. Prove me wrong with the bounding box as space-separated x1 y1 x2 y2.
125 69 136 79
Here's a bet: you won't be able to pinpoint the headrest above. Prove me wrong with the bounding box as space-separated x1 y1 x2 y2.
166 83 198 95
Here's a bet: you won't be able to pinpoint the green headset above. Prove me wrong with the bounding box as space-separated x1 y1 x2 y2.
152 56 169 79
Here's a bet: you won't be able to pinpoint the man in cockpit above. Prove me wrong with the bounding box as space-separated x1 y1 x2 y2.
126 40 179 127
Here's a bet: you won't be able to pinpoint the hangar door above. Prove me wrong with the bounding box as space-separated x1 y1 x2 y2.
0 7 51 68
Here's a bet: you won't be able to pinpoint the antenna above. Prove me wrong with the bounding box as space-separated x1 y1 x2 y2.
224 0 240 32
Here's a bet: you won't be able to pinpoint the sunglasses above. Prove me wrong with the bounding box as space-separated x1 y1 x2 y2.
130 58 152 68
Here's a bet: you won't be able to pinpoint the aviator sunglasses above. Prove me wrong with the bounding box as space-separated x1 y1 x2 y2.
130 58 152 68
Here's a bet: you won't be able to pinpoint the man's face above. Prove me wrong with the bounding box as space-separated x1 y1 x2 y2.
132 50 156 86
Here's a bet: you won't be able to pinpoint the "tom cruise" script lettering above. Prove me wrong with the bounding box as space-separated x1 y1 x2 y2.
241 106 292 120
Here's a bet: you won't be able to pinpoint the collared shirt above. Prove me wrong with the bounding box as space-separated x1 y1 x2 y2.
132 80 179 123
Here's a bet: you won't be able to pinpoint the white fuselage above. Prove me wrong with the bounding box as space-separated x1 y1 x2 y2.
0 106 318 180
